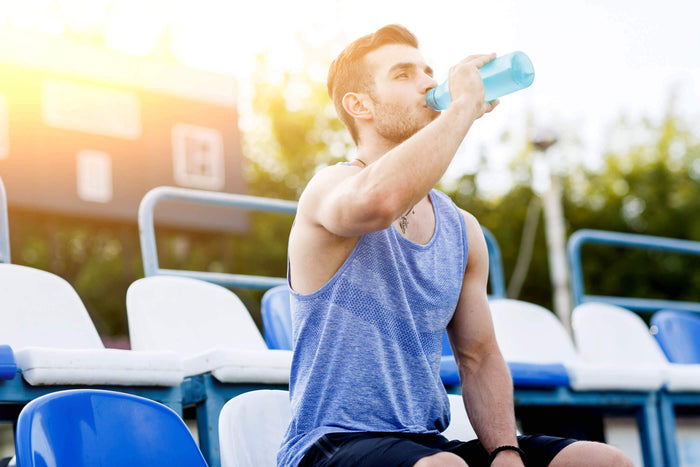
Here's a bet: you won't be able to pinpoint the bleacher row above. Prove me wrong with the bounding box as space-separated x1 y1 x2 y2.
1 178 700 467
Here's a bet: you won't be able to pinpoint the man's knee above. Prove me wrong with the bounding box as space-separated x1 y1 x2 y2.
551 441 634 467
413 451 468 467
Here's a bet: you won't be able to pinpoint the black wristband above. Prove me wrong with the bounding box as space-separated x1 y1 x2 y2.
490 445 526 464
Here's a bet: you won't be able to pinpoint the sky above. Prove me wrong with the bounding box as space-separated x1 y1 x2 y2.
3 0 699 191
167 0 700 189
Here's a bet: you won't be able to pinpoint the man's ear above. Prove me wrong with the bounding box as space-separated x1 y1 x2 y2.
342 92 373 121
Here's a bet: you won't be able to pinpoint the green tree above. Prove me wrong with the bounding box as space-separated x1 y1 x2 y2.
564 110 700 306
443 106 700 310
243 45 352 201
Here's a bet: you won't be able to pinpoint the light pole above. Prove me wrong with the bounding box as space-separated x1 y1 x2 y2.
532 129 572 333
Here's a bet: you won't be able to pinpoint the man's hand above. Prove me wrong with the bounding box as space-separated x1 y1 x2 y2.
490 449 526 467
447 53 500 119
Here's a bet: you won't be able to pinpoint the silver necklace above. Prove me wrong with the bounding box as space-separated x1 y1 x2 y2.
399 205 415 234
354 159 414 234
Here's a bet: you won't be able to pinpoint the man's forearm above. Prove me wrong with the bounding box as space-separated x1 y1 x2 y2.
357 102 479 213
459 351 519 453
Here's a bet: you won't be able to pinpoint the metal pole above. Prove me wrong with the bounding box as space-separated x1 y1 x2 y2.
0 176 10 264
532 130 572 332
543 171 572 332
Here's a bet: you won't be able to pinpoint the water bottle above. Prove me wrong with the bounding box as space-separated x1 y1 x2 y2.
426 51 534 111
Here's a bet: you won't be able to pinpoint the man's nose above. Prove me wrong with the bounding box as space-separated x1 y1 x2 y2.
422 74 438 94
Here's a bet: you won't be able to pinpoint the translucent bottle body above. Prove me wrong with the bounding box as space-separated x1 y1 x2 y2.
426 51 535 111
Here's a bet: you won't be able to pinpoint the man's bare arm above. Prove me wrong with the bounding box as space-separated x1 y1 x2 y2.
313 55 499 238
447 211 524 466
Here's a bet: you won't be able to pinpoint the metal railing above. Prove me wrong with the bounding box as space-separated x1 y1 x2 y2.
138 186 507 296
482 227 506 298
0 176 10 264
138 186 297 290
568 229 700 313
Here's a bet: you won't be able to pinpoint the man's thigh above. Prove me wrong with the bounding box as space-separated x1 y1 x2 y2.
299 432 448 467
301 432 578 467
448 434 578 467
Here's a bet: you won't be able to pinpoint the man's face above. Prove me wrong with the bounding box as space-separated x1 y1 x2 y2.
363 44 439 144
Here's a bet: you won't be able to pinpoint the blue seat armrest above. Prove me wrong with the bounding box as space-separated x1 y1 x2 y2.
0 345 17 380
442 358 570 389
508 362 570 388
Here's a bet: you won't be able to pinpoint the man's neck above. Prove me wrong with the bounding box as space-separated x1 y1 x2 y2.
355 138 399 166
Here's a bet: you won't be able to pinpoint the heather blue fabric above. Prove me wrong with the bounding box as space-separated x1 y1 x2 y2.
277 189 469 467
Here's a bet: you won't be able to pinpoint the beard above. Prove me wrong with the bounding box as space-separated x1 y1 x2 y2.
371 97 438 144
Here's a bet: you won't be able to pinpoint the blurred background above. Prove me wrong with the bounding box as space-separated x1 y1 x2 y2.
1 0 699 347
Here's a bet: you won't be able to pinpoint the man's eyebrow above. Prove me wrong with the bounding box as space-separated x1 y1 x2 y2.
388 62 434 77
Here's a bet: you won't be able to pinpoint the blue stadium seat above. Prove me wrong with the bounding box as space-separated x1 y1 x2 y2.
440 330 569 389
15 389 207 467
0 345 15 380
506 362 570 388
650 309 700 466
261 285 294 351
651 309 700 364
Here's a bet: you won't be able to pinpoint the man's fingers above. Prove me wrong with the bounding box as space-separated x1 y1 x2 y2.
472 53 497 68
485 99 500 113
456 53 496 67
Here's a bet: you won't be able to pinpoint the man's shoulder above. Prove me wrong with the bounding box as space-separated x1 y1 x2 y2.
300 162 358 197
430 190 478 225
295 163 360 221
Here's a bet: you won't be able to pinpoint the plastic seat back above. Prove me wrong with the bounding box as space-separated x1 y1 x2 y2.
488 299 578 364
651 309 700 364
219 390 292 467
443 394 477 440
572 302 668 365
15 389 206 467
261 285 293 350
0 264 103 350
127 276 267 356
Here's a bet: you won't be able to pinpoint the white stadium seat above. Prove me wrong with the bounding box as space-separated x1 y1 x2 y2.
0 263 183 386
218 390 477 467
127 275 291 383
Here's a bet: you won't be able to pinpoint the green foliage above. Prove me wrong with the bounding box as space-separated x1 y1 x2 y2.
243 47 352 201
561 111 700 304
443 108 700 309
9 212 143 341
443 175 552 308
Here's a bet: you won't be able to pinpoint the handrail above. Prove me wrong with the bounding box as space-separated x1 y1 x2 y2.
138 186 297 290
567 229 700 313
0 176 10 264
138 186 508 295
482 227 506 298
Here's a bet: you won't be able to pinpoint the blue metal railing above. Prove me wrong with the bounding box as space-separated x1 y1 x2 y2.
0 176 10 264
138 186 297 290
482 227 506 298
568 229 700 313
138 186 507 296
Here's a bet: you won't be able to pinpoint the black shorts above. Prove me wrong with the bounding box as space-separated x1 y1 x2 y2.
299 431 577 467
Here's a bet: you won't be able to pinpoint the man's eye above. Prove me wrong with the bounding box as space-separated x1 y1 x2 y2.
396 73 408 79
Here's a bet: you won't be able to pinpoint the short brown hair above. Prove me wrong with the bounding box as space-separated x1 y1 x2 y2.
327 24 419 145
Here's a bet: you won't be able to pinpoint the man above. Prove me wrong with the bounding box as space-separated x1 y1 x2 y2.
278 24 632 467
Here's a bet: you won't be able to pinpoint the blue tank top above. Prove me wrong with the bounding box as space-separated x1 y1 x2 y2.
277 189 469 467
